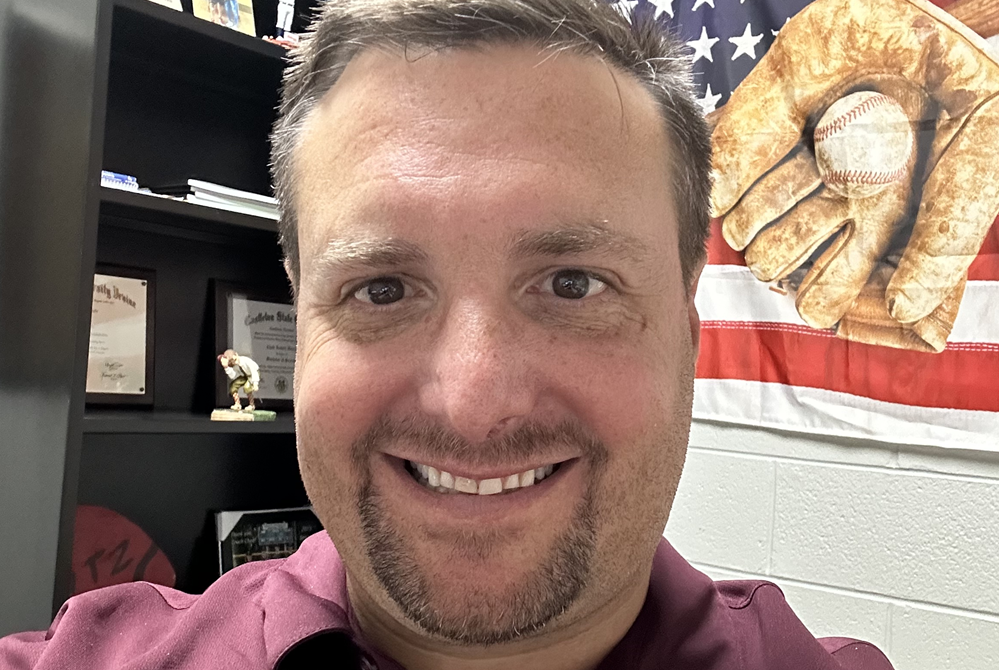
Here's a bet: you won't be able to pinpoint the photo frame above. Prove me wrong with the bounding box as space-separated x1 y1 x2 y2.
192 0 257 37
86 265 155 405
213 280 295 411
216 506 321 575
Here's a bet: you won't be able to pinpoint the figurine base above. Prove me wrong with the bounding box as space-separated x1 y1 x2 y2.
210 409 277 422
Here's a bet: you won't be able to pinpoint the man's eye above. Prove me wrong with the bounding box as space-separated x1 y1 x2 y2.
354 277 406 305
545 269 608 300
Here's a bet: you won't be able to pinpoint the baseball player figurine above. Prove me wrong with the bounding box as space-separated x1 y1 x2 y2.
276 0 295 37
218 349 260 411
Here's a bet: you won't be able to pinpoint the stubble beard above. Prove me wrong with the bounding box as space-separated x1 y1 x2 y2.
353 420 605 645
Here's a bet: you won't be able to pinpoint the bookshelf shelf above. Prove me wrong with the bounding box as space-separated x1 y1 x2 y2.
83 409 295 435
100 187 279 236
113 0 287 68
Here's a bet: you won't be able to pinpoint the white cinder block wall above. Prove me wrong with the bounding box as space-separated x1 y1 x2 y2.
664 419 999 670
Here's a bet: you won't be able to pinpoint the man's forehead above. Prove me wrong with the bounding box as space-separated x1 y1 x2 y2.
291 41 677 274
296 42 667 172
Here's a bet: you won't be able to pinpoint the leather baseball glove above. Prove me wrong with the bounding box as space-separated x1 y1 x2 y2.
710 0 999 352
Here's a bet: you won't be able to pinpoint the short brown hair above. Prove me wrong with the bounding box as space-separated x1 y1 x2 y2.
271 0 711 293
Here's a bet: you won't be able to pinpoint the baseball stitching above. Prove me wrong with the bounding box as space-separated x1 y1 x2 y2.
814 93 893 143
822 165 908 186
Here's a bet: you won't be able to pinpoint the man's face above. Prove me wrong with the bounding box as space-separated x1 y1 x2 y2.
292 44 700 644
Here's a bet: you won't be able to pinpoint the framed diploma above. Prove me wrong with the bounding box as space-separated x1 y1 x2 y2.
214 281 295 410
86 266 155 405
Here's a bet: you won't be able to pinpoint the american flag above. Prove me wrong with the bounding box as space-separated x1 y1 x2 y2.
616 0 812 112
610 0 999 450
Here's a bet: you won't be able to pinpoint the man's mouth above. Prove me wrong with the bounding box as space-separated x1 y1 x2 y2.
404 460 564 495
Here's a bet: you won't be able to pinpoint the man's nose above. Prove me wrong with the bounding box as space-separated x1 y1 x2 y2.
417 299 536 444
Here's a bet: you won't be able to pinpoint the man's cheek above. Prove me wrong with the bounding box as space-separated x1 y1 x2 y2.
552 345 666 440
296 423 365 553
295 332 396 433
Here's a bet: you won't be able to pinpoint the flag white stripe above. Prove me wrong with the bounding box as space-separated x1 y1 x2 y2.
693 378 999 452
696 265 999 344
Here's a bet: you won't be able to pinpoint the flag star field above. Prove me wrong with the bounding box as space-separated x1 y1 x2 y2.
613 0 813 111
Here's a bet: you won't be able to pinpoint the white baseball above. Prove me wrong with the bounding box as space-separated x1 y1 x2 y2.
813 91 913 199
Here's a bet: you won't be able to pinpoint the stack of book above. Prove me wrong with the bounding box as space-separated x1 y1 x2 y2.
153 179 280 220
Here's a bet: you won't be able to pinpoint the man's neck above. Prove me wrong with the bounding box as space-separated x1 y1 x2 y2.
347 574 650 670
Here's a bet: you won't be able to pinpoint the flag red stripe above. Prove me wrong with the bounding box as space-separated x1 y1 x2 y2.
707 218 746 266
969 220 999 281
696 322 999 413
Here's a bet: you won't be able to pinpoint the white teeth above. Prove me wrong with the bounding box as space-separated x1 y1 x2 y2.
478 478 503 495
454 476 477 494
409 460 560 495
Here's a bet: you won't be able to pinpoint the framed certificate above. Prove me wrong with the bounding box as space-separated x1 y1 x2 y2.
86 266 155 405
213 281 295 410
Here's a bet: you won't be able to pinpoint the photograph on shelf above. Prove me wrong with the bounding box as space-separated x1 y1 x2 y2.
216 506 321 575
86 265 155 406
213 280 295 413
192 0 257 36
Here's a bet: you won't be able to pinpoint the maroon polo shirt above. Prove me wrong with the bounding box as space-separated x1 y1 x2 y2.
0 532 892 669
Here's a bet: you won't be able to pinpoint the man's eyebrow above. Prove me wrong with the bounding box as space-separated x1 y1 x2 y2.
510 223 650 260
311 238 428 275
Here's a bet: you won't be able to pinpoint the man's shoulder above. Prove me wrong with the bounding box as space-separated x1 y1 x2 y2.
711 579 892 669
0 532 349 670
609 540 893 670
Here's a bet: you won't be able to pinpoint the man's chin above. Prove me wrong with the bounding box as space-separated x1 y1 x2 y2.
371 542 559 640
367 526 596 645
406 587 552 644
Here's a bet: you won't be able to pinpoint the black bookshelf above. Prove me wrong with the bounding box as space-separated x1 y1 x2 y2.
0 0 312 635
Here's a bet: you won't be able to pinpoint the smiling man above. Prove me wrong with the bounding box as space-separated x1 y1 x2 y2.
287 35 698 667
0 1 893 669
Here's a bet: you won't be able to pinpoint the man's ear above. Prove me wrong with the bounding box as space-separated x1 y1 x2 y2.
686 258 706 356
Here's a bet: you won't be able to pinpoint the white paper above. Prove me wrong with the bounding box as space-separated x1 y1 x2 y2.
87 274 148 395
229 297 296 400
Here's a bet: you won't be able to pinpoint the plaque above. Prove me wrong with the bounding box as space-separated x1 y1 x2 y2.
86 266 155 405
214 281 295 410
